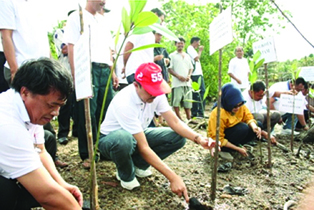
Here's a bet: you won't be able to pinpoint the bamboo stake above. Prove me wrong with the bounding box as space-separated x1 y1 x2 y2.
210 5 223 204
79 4 99 209
264 63 272 170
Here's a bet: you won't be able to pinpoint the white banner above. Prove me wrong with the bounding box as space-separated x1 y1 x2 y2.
252 37 277 63
299 66 314 82
74 30 93 101
278 94 304 115
209 7 233 55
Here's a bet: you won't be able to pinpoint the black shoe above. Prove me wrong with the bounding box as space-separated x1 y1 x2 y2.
58 137 68 145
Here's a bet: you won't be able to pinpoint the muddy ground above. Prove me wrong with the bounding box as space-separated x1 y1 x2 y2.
52 108 314 210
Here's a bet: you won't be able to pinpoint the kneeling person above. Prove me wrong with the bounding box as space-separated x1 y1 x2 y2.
99 62 217 202
0 58 82 209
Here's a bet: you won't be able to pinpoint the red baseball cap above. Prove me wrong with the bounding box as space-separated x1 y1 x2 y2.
135 62 171 96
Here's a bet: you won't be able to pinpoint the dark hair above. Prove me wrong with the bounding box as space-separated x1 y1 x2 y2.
251 80 266 92
175 37 185 44
295 77 306 86
151 8 165 17
190 36 201 44
12 58 73 99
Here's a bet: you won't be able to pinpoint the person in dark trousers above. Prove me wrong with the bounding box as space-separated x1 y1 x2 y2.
207 83 275 157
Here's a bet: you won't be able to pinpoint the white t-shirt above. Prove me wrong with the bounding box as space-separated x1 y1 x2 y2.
242 88 275 113
64 10 113 65
228 57 250 89
169 51 193 88
187 45 203 76
0 33 3 52
100 85 171 135
269 81 289 111
0 0 50 68
125 32 155 77
0 89 43 179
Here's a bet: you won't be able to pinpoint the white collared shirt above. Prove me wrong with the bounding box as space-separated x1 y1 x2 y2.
0 89 43 179
100 85 170 135
64 9 113 65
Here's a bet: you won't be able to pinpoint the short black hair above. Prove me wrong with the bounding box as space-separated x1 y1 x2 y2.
12 58 73 99
175 37 185 44
295 77 306 86
151 8 165 17
190 36 201 44
250 81 266 92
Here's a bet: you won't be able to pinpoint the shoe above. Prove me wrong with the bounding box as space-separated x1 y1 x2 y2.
135 167 152 178
54 160 68 168
116 172 140 190
58 137 68 145
280 129 300 135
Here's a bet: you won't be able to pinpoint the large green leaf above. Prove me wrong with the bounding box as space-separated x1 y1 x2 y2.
134 11 159 27
149 23 179 41
192 81 200 91
253 50 261 62
255 58 265 70
122 7 131 34
126 43 165 53
132 26 154 35
129 0 147 23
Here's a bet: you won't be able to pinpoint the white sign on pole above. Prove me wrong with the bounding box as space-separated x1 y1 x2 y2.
252 37 277 63
74 30 93 101
209 7 233 55
278 94 304 115
299 66 314 82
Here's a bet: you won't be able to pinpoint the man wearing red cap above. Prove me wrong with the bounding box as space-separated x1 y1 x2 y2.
98 62 217 202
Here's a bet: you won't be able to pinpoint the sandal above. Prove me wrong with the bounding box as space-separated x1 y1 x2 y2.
82 159 91 169
54 160 68 168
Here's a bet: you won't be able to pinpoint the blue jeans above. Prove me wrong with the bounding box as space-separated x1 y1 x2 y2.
281 113 298 129
191 75 206 117
98 127 186 182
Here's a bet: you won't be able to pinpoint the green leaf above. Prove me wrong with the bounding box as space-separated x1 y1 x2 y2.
149 23 179 41
126 43 165 53
122 7 131 34
255 58 265 70
132 26 154 35
184 99 200 103
249 60 254 73
134 11 159 27
114 25 121 49
253 50 261 62
192 81 200 91
129 0 147 23
204 86 210 101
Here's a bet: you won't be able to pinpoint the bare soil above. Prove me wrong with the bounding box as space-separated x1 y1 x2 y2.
53 108 314 210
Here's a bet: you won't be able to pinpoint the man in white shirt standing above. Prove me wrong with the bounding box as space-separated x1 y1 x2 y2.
228 46 250 91
98 62 217 202
64 0 118 168
0 0 50 86
187 36 206 118
123 8 165 84
169 37 194 121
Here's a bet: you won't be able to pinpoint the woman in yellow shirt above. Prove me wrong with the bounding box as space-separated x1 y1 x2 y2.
207 83 261 156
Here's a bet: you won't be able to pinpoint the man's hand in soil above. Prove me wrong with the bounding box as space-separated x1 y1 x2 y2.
170 175 189 203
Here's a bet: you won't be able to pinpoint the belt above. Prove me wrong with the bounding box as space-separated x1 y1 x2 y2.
92 62 109 68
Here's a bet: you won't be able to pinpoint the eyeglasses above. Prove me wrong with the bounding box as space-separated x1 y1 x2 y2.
234 102 244 109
